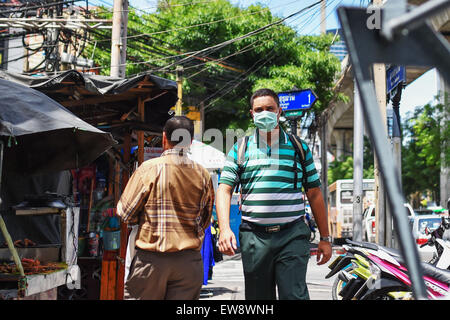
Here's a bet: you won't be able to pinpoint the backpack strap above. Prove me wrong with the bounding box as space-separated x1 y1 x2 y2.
287 133 308 192
237 136 249 168
235 136 249 193
235 134 308 192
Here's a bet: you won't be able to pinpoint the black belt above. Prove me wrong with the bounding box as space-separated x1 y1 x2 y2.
239 217 303 233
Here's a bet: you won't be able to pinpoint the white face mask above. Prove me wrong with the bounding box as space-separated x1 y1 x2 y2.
253 110 278 131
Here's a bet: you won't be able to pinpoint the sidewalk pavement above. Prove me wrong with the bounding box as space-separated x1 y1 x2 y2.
200 242 343 300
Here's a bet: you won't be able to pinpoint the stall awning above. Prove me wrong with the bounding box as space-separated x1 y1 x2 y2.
0 69 179 135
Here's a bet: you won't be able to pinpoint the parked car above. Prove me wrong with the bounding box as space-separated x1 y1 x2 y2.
417 207 449 216
362 203 414 242
409 214 442 261
413 208 436 216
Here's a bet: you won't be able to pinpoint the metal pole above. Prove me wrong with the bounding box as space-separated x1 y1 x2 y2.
381 0 450 41
320 0 327 35
320 119 328 214
337 3 430 301
290 118 298 137
353 81 364 242
437 71 449 207
390 86 403 248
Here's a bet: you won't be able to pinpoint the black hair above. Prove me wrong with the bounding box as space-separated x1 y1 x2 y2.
250 88 280 108
163 116 194 146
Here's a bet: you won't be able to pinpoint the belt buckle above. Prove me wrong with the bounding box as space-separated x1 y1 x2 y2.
265 225 281 233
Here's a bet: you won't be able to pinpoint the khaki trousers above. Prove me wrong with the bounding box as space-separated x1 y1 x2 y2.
124 248 203 300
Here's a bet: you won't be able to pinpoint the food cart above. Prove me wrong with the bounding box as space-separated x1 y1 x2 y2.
0 78 116 299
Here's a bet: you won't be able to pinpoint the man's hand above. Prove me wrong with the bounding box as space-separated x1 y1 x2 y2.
218 228 237 256
316 240 332 265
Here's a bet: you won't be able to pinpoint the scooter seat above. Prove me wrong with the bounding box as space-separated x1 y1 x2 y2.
345 239 378 251
420 262 450 285
346 239 450 285
345 239 403 259
378 245 403 259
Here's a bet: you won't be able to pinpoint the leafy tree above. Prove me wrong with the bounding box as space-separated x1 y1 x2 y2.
85 0 343 140
327 136 374 184
402 101 449 203
327 156 374 185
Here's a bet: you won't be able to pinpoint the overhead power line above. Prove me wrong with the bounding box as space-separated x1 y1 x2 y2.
0 0 81 16
82 0 322 75
202 50 278 114
92 0 302 42
156 0 323 72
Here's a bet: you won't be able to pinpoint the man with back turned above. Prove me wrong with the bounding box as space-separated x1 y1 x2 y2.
117 116 215 300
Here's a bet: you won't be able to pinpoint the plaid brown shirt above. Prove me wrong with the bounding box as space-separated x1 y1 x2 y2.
117 148 214 252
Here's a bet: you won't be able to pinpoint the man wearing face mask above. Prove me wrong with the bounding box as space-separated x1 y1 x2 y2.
216 88 332 300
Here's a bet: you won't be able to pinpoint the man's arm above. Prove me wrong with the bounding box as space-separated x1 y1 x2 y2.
216 183 237 255
306 186 332 265
116 166 149 225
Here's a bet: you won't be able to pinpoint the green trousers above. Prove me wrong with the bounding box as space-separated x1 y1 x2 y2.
239 219 311 300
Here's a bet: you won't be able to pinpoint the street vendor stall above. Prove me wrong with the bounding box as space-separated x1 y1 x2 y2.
0 69 178 300
0 78 116 299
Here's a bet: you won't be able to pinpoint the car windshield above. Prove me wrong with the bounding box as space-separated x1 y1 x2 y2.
414 209 435 215
417 218 441 235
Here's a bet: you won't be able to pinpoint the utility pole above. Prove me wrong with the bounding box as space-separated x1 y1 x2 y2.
372 0 387 246
373 61 387 246
106 0 128 301
438 71 449 207
289 118 298 136
320 115 328 218
353 81 364 242
110 0 128 78
175 66 183 115
200 101 205 137
389 83 403 248
320 0 327 34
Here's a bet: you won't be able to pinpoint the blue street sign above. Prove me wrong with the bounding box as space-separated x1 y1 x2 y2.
386 65 406 94
278 89 318 114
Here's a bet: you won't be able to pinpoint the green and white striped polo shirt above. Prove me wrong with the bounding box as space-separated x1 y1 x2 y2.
219 128 321 225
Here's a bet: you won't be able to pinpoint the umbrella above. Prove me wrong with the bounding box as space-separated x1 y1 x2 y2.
0 78 117 174
187 140 226 171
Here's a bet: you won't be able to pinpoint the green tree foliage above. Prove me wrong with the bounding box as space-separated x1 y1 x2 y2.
85 0 343 136
402 101 449 202
327 156 374 185
327 136 374 185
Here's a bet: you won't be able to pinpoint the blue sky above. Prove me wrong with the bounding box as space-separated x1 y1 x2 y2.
92 0 438 116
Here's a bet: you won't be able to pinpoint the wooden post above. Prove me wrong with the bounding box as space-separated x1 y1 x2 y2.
86 178 95 233
108 156 114 197
100 160 121 300
115 132 131 300
138 96 145 164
